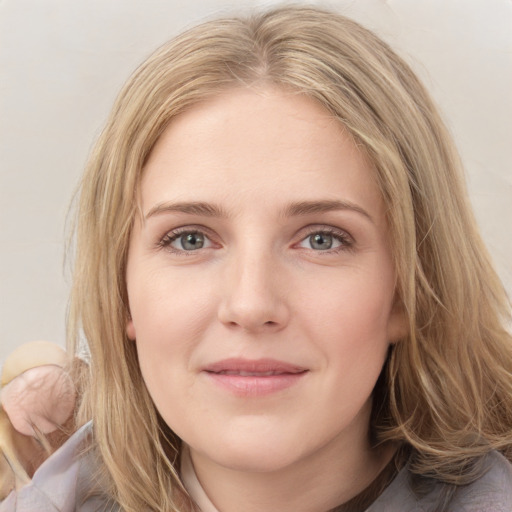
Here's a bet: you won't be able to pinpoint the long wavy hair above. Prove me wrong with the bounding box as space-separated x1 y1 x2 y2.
68 6 512 511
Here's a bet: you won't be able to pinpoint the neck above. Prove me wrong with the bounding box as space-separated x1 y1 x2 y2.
187 408 395 512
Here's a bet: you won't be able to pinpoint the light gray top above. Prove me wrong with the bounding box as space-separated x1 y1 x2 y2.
2 422 511 511
365 451 512 512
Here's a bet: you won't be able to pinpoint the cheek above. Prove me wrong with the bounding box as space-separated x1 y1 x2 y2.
127 265 217 342
301 268 395 342
315 297 392 423
298 267 395 381
130 289 200 422
126 267 218 404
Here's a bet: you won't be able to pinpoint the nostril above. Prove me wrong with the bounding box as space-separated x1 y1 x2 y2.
217 295 289 332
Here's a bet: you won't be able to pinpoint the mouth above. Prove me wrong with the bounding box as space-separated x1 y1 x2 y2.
202 358 308 397
214 370 298 376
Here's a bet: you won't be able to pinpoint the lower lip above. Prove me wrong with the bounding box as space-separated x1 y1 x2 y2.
203 371 307 397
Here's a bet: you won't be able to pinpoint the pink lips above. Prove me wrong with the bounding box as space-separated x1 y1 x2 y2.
202 358 308 397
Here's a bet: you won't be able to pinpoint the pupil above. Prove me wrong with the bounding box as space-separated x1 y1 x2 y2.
182 233 204 250
311 233 332 250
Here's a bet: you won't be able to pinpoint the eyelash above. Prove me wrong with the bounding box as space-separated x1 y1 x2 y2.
158 227 213 255
298 226 354 254
157 226 354 255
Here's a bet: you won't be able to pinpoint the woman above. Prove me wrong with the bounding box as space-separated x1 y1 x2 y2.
2 6 511 511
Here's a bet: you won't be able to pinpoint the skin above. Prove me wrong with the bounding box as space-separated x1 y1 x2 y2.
0 343 76 495
1 366 75 436
126 87 407 512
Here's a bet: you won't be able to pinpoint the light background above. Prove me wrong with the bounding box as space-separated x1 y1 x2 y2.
1 0 511 366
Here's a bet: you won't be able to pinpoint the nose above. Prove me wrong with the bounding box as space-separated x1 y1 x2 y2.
217 250 290 333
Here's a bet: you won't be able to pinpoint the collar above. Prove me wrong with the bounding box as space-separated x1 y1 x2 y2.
181 444 220 512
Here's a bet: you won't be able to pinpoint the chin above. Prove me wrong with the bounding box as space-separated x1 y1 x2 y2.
213 443 302 473
190 421 315 474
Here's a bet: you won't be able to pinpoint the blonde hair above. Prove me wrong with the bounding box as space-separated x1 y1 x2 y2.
68 6 512 511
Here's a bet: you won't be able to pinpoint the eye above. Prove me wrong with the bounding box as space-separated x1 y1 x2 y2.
176 232 207 250
307 233 336 250
297 229 353 252
160 229 213 252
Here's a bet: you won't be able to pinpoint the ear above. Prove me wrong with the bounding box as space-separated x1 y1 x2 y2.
126 319 136 341
386 298 409 344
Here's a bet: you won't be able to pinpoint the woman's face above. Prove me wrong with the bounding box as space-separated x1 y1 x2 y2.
126 88 406 474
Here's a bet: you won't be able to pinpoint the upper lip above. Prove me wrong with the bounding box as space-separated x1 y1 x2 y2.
203 358 307 375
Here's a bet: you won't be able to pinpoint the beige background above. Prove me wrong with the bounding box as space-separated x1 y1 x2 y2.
1 0 511 366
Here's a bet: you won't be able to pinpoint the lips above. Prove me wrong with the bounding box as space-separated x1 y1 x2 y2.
204 358 306 374
216 370 291 376
202 358 308 397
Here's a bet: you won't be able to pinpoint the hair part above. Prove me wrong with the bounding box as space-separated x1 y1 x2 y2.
68 6 512 511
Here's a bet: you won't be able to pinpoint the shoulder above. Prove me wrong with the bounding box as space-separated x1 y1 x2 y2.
452 451 512 511
367 451 512 512
0 422 116 512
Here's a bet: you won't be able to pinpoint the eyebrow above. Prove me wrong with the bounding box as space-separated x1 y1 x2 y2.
145 201 229 219
144 199 373 223
282 200 373 222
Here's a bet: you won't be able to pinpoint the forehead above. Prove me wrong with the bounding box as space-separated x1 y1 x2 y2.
141 87 383 222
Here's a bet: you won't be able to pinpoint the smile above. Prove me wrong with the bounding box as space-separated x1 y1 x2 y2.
216 370 293 376
202 358 308 397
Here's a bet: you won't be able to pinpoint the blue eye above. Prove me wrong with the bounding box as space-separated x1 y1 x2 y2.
298 229 352 252
175 232 206 250
160 230 213 252
309 233 334 250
